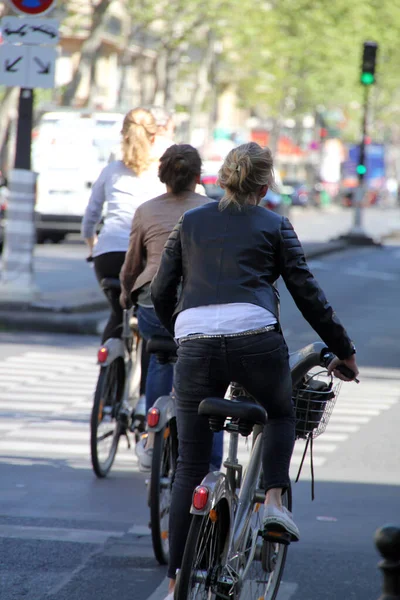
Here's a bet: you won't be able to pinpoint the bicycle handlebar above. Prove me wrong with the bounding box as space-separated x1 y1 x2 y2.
320 350 359 383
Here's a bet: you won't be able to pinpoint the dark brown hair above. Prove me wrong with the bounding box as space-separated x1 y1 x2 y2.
158 144 201 194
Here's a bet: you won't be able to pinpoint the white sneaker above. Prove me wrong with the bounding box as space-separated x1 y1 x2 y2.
263 504 300 542
135 435 153 471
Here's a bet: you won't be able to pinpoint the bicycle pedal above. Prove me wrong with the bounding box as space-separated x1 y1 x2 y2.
261 529 292 546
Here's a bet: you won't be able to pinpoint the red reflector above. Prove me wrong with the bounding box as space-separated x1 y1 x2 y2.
193 486 209 510
97 347 108 363
202 176 218 185
147 407 160 428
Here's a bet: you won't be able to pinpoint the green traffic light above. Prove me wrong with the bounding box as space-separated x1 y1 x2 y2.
361 72 375 85
356 164 367 175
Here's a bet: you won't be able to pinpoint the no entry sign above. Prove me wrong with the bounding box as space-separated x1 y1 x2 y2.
6 0 57 16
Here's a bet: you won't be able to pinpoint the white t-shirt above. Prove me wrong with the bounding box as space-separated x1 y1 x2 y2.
81 160 165 257
175 303 277 339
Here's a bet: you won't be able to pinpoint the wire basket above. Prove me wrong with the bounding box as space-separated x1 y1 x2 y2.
293 370 342 440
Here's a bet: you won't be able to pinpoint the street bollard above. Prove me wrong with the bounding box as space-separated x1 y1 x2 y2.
375 525 400 599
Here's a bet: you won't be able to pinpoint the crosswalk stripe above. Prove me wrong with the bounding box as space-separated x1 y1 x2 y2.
0 348 398 482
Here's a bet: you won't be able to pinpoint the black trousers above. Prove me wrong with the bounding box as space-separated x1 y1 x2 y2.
94 251 149 392
167 330 295 579
93 251 126 343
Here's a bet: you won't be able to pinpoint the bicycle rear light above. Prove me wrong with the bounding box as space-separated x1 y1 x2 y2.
147 407 160 427
97 347 108 364
193 486 209 510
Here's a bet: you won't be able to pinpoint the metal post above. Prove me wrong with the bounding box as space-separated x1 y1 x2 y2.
0 88 38 303
342 84 376 245
375 525 400 600
15 88 33 171
352 85 369 234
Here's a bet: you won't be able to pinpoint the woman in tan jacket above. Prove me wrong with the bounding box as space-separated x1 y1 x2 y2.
120 144 223 470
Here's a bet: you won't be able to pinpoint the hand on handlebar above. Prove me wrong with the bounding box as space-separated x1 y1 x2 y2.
327 355 359 383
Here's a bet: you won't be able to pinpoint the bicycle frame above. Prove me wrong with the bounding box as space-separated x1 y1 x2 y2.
96 308 142 410
188 341 329 588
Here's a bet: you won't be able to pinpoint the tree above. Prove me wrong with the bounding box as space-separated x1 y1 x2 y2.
60 0 112 106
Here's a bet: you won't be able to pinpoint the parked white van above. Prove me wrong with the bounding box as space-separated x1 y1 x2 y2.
33 110 124 243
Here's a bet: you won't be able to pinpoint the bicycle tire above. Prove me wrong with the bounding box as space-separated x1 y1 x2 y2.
175 500 229 600
150 419 178 565
90 359 125 478
238 485 292 600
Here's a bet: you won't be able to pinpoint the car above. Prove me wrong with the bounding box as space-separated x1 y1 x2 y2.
282 179 310 207
32 111 120 243
200 160 224 201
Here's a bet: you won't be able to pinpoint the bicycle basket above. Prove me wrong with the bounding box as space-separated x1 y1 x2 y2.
293 370 341 440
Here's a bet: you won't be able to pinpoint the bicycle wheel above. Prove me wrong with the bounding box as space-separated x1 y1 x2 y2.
90 358 125 478
175 500 229 600
150 418 178 565
238 485 292 600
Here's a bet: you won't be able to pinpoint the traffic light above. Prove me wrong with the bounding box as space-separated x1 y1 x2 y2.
361 41 378 85
356 164 367 176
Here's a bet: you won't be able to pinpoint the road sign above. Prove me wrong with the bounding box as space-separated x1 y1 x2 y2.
2 16 59 45
28 45 56 88
6 0 57 16
0 43 56 88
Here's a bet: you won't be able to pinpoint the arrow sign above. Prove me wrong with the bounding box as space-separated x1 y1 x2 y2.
27 46 56 88
5 56 23 72
2 17 59 45
33 56 50 74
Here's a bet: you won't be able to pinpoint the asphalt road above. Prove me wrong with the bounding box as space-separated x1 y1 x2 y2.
0 242 399 600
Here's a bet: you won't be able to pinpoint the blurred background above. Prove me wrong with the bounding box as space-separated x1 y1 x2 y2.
1 0 400 244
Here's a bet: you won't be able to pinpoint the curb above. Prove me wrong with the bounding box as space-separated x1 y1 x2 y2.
0 239 358 336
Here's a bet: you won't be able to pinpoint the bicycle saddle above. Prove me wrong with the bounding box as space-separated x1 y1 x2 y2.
199 397 267 425
147 335 178 356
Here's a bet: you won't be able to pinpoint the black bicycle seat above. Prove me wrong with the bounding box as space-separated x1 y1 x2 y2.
147 336 177 356
101 277 121 292
199 397 267 426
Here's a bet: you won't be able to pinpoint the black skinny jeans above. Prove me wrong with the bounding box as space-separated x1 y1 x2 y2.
168 330 295 579
94 251 149 394
94 251 126 343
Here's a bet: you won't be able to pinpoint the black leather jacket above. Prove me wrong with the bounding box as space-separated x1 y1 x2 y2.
151 202 354 359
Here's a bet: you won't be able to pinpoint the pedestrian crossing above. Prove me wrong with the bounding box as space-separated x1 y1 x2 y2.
0 350 399 479
233 367 400 477
0 347 141 472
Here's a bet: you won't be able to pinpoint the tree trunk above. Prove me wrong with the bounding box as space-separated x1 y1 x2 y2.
187 31 215 145
61 0 111 106
164 46 184 111
0 88 19 175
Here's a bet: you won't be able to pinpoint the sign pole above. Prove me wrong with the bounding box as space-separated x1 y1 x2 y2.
14 87 34 170
0 0 58 304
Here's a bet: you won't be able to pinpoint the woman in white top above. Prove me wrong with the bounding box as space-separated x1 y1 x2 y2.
82 107 165 342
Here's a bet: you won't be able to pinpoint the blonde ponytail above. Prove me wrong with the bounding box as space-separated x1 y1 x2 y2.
218 142 276 210
121 108 157 175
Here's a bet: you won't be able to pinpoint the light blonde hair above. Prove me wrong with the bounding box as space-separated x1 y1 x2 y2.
218 142 276 210
121 108 157 175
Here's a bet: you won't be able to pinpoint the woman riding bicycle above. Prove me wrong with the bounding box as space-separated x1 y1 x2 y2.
151 142 359 599
81 107 165 343
120 144 223 471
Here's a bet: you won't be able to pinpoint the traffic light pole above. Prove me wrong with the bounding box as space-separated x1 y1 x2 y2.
352 84 369 233
342 81 377 245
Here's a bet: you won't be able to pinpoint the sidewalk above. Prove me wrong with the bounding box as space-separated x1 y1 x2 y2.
0 205 397 335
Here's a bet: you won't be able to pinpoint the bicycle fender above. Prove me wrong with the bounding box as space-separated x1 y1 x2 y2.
147 395 176 432
190 471 232 516
97 338 125 366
